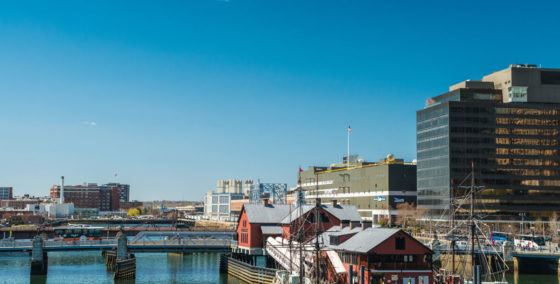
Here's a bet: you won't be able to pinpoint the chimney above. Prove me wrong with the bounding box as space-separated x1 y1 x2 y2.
331 199 337 207
350 221 360 230
340 220 349 229
60 176 65 204
263 198 269 207
361 221 372 230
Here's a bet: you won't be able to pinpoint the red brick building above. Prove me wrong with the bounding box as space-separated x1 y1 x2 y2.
50 184 120 212
321 226 433 284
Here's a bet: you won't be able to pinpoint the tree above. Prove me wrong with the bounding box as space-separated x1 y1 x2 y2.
127 208 140 217
395 202 416 228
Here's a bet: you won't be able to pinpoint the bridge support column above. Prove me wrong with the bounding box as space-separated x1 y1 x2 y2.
30 236 48 275
112 230 136 280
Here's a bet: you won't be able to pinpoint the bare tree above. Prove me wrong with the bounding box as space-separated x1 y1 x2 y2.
395 202 416 228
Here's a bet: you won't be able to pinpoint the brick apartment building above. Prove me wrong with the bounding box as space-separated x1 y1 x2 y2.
50 183 120 212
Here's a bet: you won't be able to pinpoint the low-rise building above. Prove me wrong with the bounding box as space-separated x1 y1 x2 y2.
320 226 433 284
235 201 362 255
205 192 244 220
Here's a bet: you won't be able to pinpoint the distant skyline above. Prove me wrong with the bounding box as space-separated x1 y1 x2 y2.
1 1 559 200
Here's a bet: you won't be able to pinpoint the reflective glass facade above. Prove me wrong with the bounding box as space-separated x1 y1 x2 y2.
417 103 449 211
418 95 560 219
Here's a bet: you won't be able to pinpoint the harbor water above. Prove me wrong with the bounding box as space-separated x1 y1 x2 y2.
0 251 559 283
0 251 245 283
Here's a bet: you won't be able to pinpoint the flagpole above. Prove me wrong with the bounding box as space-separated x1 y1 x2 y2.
347 126 350 169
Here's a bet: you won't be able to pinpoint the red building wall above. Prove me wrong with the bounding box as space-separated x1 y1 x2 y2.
237 209 262 248
282 207 342 241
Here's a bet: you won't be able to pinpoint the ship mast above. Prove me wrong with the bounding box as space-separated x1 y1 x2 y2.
450 179 455 275
314 173 321 284
470 162 475 271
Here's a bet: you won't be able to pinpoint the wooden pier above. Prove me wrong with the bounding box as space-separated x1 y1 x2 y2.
220 254 277 284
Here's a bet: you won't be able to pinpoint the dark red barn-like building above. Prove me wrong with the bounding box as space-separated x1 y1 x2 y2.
236 203 294 255
235 201 361 255
321 226 433 284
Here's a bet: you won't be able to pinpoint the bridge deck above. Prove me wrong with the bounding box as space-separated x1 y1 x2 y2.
0 231 236 253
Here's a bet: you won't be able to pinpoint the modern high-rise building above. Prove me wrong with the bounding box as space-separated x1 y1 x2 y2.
0 187 13 200
300 154 417 223
103 183 130 202
417 64 560 220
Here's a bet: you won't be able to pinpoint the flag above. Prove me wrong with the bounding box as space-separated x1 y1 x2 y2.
490 233 494 246
114 173 118 177
348 125 352 133
299 166 304 172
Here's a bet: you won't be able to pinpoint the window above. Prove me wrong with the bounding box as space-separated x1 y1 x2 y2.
396 237 406 250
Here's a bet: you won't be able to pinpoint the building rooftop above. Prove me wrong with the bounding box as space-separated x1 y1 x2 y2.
280 204 362 224
242 204 294 224
334 228 400 253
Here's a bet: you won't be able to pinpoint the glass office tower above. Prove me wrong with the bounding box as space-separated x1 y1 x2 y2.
417 65 560 220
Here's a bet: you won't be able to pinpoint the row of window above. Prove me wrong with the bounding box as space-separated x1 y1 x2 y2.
240 233 249 244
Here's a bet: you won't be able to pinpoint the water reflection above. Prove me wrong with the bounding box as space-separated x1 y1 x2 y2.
0 251 244 284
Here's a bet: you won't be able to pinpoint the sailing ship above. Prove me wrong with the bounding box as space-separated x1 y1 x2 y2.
436 164 509 284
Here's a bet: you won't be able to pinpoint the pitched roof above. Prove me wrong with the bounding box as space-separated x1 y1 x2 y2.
335 228 400 253
260 226 284 235
243 204 294 224
280 204 362 224
315 226 363 247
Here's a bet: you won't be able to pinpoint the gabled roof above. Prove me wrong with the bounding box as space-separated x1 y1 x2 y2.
335 228 400 253
280 204 362 224
242 204 294 224
315 225 363 247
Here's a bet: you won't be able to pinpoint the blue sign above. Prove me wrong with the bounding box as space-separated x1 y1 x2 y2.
373 196 386 201
394 197 405 203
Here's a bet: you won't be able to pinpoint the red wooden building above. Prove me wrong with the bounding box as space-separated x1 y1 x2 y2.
279 202 362 242
235 201 361 255
322 226 433 284
235 203 294 255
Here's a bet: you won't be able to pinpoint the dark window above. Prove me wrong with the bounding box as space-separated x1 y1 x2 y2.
307 213 315 222
396 237 406 250
330 235 339 245
542 71 560 85
320 213 330 223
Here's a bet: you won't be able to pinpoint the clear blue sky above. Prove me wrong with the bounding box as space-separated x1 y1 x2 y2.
1 1 559 201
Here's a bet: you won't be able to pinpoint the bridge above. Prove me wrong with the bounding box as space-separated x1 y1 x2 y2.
0 231 235 253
